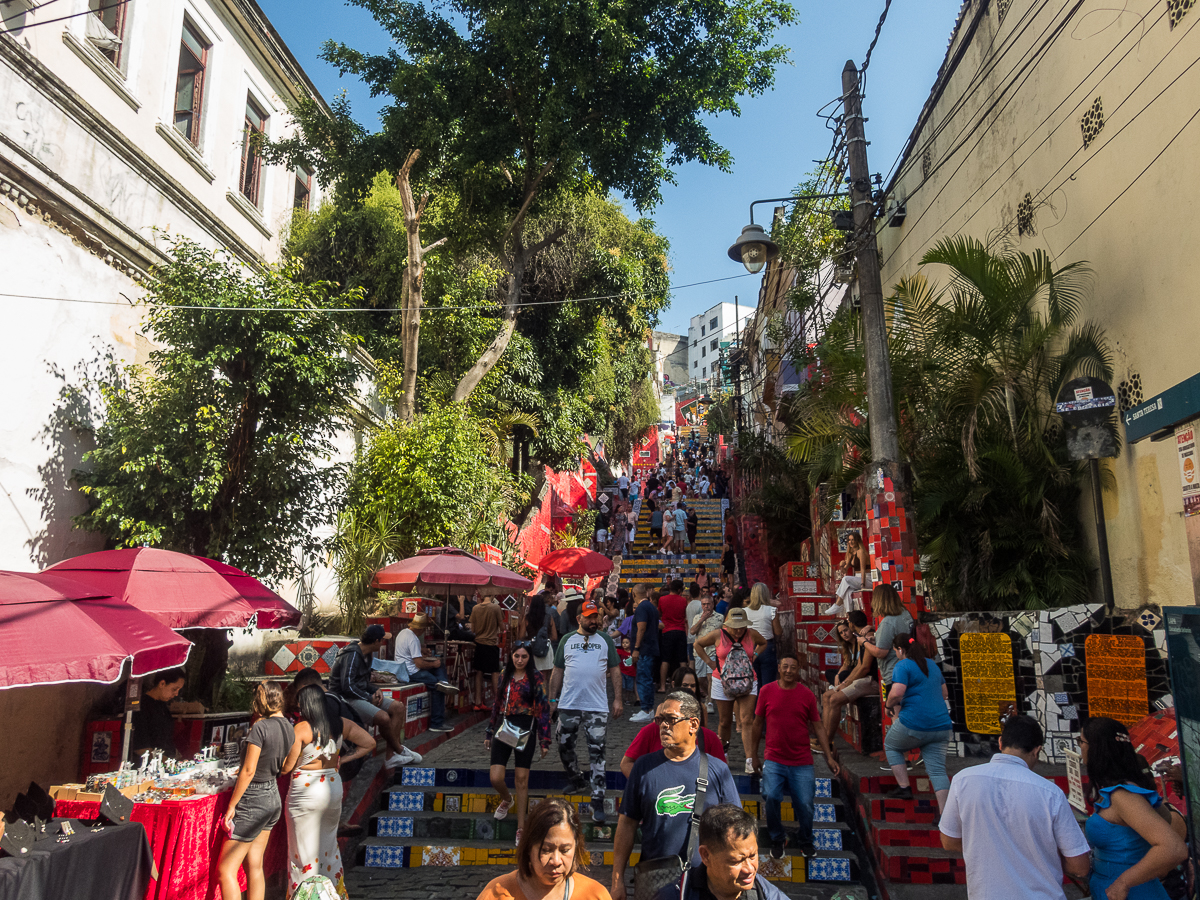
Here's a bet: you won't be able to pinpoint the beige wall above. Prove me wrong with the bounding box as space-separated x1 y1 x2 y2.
876 0 1200 609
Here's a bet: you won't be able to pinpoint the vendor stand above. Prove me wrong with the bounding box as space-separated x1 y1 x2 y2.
0 817 154 900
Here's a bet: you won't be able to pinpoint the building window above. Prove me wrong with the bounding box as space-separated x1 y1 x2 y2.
293 165 313 210
709 317 718 329
693 361 698 369
88 0 127 68
702 366 707 377
173 21 208 145
239 96 269 208
710 339 718 351
701 347 706 358
701 325 706 336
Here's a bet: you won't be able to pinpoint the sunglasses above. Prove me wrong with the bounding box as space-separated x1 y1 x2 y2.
654 713 696 729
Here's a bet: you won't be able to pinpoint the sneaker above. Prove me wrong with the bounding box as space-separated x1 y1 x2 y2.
435 681 460 694
515 829 523 847
706 702 715 714
629 710 654 724
563 775 589 795
401 746 423 764
798 842 817 859
428 724 454 733
494 798 513 820
385 750 412 768
886 785 913 801
822 601 846 616
770 839 784 860
745 759 756 774
592 803 606 824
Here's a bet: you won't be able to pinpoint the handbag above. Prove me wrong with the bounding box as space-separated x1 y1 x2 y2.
632 750 708 900
494 679 531 751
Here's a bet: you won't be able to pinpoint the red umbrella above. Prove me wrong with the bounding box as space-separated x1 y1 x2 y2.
0 571 192 688
538 547 614 578
44 548 301 630
372 547 532 593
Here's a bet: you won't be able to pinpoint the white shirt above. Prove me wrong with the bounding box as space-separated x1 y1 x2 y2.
685 599 703 643
745 604 776 640
939 754 1090 900
395 629 423 676
553 630 618 713
618 475 629 489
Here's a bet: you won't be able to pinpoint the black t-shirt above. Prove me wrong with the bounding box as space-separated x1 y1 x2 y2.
246 716 295 782
131 696 178 758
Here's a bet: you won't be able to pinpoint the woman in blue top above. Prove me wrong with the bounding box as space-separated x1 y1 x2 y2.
882 634 952 817
1081 717 1187 900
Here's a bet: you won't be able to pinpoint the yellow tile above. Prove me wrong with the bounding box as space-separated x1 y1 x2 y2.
411 847 423 866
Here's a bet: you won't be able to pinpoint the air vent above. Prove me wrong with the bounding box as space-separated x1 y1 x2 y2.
1168 0 1195 28
1081 97 1104 148
1117 374 1143 413
1016 193 1036 237
998 0 1012 24
921 146 933 180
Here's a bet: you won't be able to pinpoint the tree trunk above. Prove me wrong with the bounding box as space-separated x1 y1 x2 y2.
395 150 446 421
452 256 524 403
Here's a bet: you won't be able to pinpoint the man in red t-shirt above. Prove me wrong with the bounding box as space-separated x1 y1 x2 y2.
618 709 727 776
749 654 840 859
656 579 689 691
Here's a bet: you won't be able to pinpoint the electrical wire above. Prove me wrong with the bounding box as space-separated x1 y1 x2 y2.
859 0 894 98
2 0 131 30
1 0 62 28
0 272 758 314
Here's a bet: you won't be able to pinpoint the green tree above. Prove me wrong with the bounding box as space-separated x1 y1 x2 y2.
277 0 793 401
75 239 363 583
787 237 1114 610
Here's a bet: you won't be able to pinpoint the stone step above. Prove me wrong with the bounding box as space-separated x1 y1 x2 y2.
873 844 964 885
864 818 945 849
862 792 940 825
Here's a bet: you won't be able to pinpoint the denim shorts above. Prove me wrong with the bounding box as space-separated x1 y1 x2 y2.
230 779 282 842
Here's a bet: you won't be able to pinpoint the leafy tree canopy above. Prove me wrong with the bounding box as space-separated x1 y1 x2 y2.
75 239 363 583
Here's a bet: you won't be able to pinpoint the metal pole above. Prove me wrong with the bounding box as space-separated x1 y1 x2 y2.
1089 457 1116 610
842 61 903 482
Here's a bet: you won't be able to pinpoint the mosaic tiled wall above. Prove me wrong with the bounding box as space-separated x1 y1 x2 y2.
928 604 1171 763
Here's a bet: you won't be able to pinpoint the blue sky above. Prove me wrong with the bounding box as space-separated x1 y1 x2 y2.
258 0 965 335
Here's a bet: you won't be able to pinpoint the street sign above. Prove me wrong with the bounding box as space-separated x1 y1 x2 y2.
1124 370 1200 443
1056 376 1118 460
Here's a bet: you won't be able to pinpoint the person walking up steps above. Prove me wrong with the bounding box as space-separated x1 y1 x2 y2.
549 598 623 822
630 584 661 725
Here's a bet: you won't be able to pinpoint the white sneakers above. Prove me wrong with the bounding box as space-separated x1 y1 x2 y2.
629 710 654 723
494 798 514 820
822 601 846 616
385 746 423 767
745 759 756 774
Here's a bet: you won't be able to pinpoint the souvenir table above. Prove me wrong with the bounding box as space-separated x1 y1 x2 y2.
53 789 286 900
0 818 153 900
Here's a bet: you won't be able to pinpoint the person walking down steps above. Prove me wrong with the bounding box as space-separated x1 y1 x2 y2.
549 598 623 823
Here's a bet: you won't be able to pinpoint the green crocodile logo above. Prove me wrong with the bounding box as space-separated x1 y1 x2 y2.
655 785 695 817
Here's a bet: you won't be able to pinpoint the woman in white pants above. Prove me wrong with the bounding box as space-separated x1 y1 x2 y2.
826 531 869 615
283 685 374 898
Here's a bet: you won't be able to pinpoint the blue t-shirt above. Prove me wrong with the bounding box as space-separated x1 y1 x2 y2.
633 599 661 656
892 657 952 732
651 510 664 528
622 748 740 864
674 508 687 530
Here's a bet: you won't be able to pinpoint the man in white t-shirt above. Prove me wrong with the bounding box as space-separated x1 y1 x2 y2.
549 598 623 821
939 715 1090 900
395 615 460 733
618 472 630 500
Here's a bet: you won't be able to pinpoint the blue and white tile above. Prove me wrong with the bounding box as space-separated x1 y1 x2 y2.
808 857 851 881
388 791 424 812
401 767 436 787
376 815 414 837
815 778 832 798
813 803 836 823
813 828 842 851
365 845 406 868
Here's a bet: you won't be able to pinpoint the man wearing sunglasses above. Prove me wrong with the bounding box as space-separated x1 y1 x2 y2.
612 691 739 900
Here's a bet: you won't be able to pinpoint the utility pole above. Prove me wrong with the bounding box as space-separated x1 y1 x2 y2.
841 60 925 618
733 295 743 434
842 61 902 485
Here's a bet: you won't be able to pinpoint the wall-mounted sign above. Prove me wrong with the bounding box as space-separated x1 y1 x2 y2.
1124 371 1200 443
1177 424 1200 517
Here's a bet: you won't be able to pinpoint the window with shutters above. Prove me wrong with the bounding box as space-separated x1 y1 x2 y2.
239 97 268 208
173 21 208 146
293 165 313 210
710 339 718 351
88 0 127 68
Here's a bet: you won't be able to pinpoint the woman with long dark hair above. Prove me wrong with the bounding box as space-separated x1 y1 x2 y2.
1081 717 1187 900
882 635 952 817
282 684 374 898
485 643 552 845
524 592 554 673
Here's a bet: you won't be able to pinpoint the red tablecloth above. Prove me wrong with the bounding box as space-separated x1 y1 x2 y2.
54 788 287 900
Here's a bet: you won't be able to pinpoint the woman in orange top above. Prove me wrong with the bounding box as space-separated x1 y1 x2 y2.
475 797 611 900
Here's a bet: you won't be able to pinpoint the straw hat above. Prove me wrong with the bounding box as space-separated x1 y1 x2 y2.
724 608 751 629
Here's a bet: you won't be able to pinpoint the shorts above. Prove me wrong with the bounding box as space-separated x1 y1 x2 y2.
837 677 878 702
230 779 281 842
650 527 662 539
663 524 675 537
660 630 688 665
346 696 385 723
622 674 635 691
490 714 537 769
710 673 758 702
474 642 502 674
693 654 712 678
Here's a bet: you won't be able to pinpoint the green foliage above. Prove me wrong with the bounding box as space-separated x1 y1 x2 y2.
75 238 363 584
786 237 1115 611
733 431 811 561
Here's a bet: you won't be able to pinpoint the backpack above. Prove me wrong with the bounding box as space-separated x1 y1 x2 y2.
531 619 551 658
717 631 755 698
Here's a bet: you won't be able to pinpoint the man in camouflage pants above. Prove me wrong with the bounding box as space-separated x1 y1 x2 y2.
549 598 624 822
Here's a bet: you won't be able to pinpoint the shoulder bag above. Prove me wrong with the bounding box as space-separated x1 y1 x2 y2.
493 678 531 751
632 750 708 900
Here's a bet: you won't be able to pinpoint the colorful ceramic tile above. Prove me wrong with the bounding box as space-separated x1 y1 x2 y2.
813 803 836 823
808 857 851 881
401 767 436 787
959 632 1016 735
815 778 832 798
364 845 406 868
422 846 461 867
813 828 842 850
1085 634 1149 726
388 791 424 812
444 794 461 813
758 854 792 879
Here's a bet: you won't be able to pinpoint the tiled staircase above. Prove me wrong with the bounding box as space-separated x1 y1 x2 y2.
617 495 726 594
360 765 865 889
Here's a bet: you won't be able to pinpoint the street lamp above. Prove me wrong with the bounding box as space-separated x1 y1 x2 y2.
726 193 848 275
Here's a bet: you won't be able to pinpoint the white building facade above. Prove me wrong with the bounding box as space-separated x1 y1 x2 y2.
0 0 328 573
686 301 754 388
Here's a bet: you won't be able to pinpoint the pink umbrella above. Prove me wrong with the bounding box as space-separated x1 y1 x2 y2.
538 547 614 578
0 571 192 688
44 548 301 630
372 547 533 593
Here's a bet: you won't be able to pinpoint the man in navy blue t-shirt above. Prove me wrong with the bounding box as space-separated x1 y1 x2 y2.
612 691 739 900
630 584 662 723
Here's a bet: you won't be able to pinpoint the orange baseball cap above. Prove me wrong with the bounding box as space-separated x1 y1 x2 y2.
580 599 601 617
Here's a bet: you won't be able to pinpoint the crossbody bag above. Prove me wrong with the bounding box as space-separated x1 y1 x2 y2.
632 750 708 900
493 678 531 751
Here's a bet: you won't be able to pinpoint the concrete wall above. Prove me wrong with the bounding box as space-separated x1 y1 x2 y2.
876 0 1200 609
